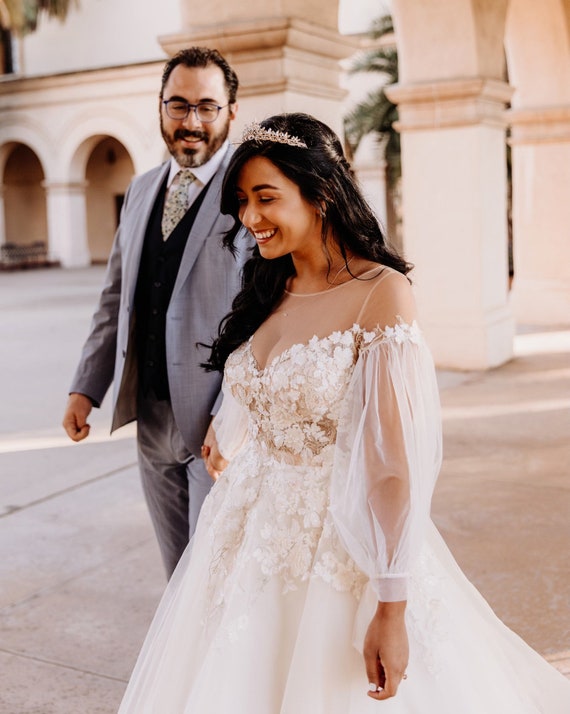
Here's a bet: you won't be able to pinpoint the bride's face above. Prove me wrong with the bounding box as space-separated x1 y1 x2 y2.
236 156 323 261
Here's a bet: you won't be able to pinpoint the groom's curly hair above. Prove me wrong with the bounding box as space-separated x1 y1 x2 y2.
160 47 239 104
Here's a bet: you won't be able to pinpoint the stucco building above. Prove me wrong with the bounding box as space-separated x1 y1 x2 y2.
0 0 569 369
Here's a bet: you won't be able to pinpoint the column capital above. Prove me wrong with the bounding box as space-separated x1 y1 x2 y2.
159 18 360 100
386 77 513 131
507 105 570 145
41 180 89 193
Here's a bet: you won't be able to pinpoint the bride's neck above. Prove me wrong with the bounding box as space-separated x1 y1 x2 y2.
288 245 356 294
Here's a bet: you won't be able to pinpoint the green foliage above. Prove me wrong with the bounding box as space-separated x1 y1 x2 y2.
344 14 401 186
1 0 78 33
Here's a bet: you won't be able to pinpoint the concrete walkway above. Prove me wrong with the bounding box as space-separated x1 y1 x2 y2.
0 266 568 713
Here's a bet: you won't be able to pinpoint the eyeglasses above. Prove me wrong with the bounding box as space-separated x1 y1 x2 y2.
162 100 229 123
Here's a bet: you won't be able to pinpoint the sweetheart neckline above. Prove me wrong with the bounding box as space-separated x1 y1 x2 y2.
244 319 420 373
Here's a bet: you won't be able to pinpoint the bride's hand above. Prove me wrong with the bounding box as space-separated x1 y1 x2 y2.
364 601 409 701
201 422 229 481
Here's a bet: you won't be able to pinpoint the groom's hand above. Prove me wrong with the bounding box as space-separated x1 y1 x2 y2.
62 392 93 442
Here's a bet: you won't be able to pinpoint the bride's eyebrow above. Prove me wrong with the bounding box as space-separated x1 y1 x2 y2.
235 183 281 194
251 184 280 192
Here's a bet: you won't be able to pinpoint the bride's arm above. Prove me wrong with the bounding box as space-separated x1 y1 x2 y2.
201 380 249 480
329 272 442 698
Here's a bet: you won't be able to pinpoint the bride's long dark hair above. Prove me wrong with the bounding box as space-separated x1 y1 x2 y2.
204 112 412 372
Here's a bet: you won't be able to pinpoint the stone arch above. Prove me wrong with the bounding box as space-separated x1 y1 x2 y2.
392 0 509 83
0 117 54 177
59 107 163 180
506 0 570 107
0 142 49 263
83 136 135 263
47 106 162 267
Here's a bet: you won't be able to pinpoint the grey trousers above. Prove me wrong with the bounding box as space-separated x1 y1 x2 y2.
136 393 213 578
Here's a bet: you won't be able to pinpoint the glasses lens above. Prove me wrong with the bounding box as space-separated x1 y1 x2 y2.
196 104 220 123
165 101 189 119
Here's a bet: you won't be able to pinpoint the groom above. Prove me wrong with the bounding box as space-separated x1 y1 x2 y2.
62 47 249 577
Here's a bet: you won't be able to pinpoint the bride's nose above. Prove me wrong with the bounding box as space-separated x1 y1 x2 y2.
239 202 261 229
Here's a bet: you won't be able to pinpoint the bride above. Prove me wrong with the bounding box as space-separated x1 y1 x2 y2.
118 113 570 712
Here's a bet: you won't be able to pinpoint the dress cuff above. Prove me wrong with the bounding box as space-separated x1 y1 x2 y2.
369 574 409 602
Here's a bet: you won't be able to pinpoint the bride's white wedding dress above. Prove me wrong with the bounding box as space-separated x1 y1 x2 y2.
118 268 570 713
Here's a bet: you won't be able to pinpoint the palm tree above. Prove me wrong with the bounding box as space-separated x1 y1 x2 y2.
344 14 400 188
1 0 77 72
344 14 403 245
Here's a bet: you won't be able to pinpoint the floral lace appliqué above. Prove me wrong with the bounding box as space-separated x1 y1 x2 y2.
202 323 420 635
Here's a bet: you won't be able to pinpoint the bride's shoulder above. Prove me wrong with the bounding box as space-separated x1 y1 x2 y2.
354 262 412 293
355 264 416 326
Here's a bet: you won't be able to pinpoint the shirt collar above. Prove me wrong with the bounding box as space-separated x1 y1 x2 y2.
166 140 229 188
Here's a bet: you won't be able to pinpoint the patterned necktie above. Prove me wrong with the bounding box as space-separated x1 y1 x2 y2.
161 169 196 239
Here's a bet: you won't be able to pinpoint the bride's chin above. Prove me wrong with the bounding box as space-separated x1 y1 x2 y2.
257 245 281 259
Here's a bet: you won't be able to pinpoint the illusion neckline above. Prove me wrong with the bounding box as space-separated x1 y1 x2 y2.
284 266 386 297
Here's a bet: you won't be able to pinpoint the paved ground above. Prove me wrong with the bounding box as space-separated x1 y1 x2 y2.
0 266 568 713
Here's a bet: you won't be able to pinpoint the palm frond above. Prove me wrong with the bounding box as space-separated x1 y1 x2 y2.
349 49 398 79
370 14 394 39
344 89 398 150
344 11 401 182
6 0 78 32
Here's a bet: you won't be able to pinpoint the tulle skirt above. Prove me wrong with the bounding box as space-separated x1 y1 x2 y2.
118 460 570 713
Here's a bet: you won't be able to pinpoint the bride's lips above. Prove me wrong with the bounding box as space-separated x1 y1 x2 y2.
252 227 278 244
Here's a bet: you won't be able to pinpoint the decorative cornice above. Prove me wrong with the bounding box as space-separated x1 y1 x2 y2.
386 78 513 131
159 18 360 61
159 18 358 102
507 105 570 144
0 61 162 105
41 180 89 192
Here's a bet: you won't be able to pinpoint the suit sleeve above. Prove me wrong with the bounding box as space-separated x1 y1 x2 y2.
68 186 132 406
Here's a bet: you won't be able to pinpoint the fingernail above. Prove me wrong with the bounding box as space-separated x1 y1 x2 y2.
368 683 378 692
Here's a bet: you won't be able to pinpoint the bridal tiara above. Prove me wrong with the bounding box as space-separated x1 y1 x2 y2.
241 121 308 148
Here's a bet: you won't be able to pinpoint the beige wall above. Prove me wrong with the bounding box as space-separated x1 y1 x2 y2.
0 0 568 368
20 0 179 75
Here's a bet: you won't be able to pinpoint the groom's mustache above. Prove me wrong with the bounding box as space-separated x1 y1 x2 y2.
174 129 209 143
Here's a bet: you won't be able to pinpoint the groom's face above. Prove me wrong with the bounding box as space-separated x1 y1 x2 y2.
160 64 237 168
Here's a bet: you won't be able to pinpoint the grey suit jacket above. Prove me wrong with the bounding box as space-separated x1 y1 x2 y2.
70 144 249 454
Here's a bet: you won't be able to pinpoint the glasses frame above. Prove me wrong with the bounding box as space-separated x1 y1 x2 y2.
162 99 230 123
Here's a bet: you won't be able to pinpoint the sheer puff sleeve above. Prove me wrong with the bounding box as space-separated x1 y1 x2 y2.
212 379 249 461
329 270 442 602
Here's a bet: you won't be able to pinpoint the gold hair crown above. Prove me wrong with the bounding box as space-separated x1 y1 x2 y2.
241 121 308 148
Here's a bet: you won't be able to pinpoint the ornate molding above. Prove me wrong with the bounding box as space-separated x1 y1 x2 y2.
159 18 360 101
386 77 514 131
507 105 570 144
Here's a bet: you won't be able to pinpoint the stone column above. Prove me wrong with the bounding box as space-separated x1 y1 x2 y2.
43 181 90 268
159 3 358 137
0 186 5 246
353 136 388 233
508 106 570 325
387 78 515 369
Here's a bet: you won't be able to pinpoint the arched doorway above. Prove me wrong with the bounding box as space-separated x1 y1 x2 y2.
85 137 134 264
2 143 48 266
